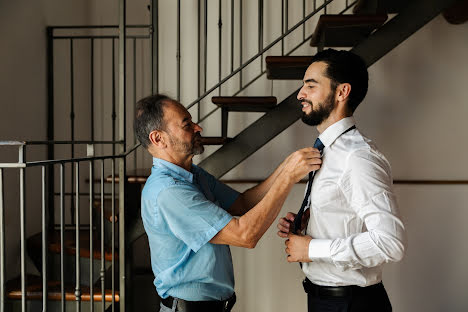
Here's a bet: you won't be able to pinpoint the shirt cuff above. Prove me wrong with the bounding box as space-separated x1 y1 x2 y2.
308 239 332 261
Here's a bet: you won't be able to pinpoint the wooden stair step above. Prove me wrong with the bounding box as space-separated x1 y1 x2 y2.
310 14 388 47
6 275 119 302
27 230 116 262
211 96 277 112
265 56 314 80
105 169 150 184
353 0 407 14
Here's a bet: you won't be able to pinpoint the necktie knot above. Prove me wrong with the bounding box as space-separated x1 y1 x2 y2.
313 137 325 152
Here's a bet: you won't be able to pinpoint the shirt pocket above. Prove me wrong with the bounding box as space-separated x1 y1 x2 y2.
310 181 352 238
311 181 342 212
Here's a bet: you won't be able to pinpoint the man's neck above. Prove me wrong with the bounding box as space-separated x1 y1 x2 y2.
317 106 351 134
317 115 345 134
153 152 193 172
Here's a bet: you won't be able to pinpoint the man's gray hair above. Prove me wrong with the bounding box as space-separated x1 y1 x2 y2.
134 94 171 148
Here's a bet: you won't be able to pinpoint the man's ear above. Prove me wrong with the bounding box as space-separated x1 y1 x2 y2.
148 130 166 148
336 83 351 103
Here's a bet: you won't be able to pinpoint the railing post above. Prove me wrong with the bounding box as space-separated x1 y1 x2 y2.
100 160 106 312
177 0 181 101
218 0 222 95
118 0 127 311
41 166 48 312
151 0 159 94
46 27 55 235
19 145 26 312
75 162 81 311
0 168 5 312
258 0 264 72
59 164 65 312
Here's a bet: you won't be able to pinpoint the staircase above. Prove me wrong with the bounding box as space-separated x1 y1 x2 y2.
1 0 464 311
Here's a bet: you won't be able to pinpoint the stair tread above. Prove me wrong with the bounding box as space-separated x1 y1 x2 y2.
211 96 277 112
353 0 406 14
27 230 117 262
265 56 313 80
6 275 119 302
310 14 388 47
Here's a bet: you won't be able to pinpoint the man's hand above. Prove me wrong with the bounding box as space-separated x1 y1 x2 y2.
277 209 310 237
281 147 322 183
285 233 312 263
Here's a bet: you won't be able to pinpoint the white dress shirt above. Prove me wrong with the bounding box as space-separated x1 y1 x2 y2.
303 117 406 287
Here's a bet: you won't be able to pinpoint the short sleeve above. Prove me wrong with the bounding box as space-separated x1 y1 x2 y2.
157 184 233 252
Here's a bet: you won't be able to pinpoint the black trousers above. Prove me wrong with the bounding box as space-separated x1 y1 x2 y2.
306 282 392 312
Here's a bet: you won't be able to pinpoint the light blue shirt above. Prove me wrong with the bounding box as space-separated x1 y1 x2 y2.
141 158 239 301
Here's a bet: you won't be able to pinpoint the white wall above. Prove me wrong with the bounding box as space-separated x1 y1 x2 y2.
1 1 468 311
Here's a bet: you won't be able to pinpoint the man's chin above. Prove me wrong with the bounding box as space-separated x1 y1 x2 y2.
192 144 205 155
301 112 322 126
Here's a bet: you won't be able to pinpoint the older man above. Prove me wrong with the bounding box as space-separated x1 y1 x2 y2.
134 94 322 312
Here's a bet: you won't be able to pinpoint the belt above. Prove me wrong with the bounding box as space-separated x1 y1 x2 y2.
303 278 383 298
161 293 236 312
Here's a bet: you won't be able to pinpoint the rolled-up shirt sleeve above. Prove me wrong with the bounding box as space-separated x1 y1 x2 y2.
310 149 406 270
157 184 233 253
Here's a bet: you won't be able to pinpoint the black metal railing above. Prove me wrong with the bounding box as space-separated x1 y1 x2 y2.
0 141 138 311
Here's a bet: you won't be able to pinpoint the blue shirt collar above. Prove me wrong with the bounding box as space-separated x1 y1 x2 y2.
319 116 356 148
152 157 194 183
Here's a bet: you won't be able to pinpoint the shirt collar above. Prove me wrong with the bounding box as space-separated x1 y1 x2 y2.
319 116 356 148
152 157 194 183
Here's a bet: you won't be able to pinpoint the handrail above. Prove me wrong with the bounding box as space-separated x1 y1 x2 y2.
48 25 149 29
22 140 124 145
0 143 141 168
0 141 26 146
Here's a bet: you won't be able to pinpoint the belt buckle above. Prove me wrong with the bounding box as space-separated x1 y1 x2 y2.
224 293 236 312
319 286 351 298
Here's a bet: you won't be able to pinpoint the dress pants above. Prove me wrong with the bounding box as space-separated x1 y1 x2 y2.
307 283 392 312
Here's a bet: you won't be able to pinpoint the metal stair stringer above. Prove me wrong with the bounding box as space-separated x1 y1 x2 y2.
198 0 459 180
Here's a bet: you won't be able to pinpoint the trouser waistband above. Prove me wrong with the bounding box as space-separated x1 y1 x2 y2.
303 278 384 298
161 293 236 312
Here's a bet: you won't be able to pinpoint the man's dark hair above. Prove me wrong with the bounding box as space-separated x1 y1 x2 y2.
311 49 368 113
134 93 171 148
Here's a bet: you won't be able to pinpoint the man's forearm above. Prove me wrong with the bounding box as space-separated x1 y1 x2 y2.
239 156 290 210
235 173 296 247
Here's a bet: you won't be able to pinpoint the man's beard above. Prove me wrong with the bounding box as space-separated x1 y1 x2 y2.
168 132 205 155
301 90 336 126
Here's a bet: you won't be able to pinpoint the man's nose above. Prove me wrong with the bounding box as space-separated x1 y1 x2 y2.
297 86 305 100
193 122 203 133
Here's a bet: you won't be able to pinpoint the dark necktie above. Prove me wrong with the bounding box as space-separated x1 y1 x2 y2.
292 137 324 234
